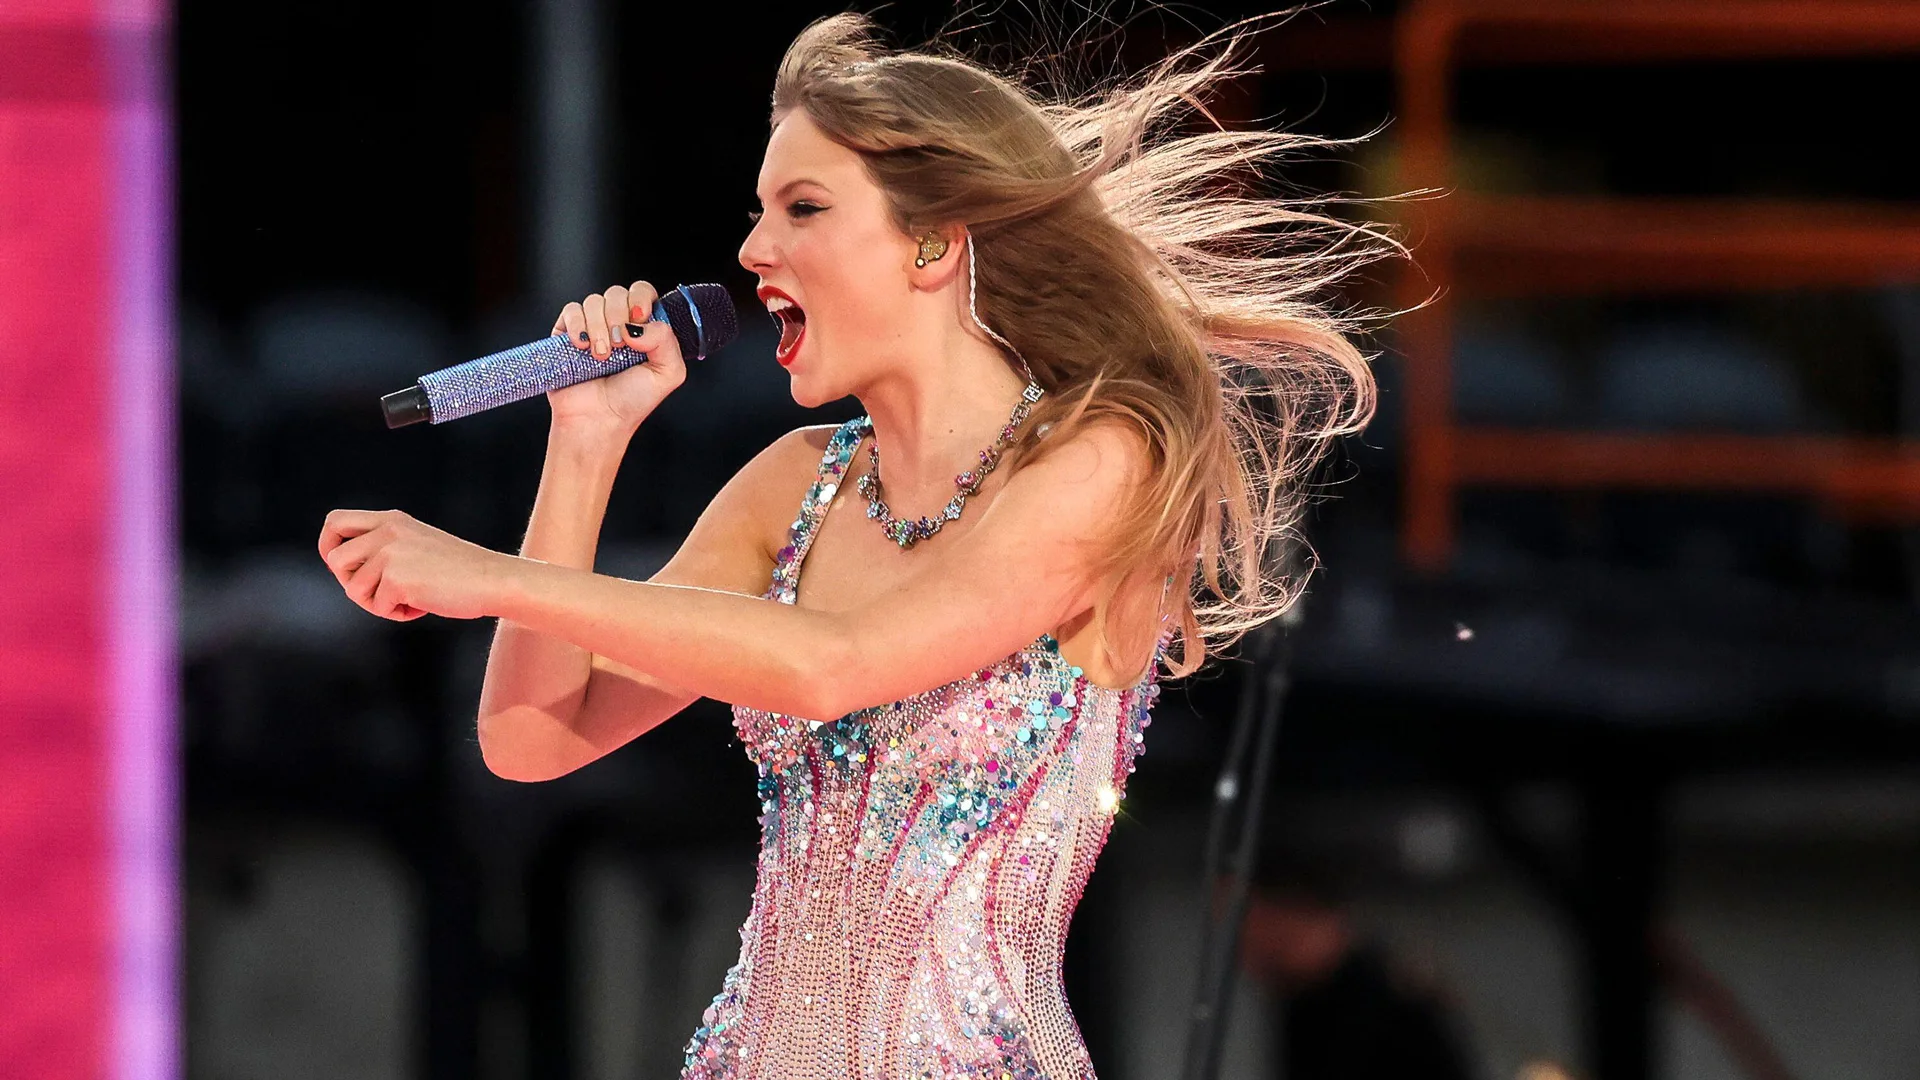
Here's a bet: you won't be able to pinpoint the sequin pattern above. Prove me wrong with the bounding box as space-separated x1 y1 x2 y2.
681 416 1167 1080
418 334 654 424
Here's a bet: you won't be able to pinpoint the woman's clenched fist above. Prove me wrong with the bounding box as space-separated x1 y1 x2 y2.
318 508 515 622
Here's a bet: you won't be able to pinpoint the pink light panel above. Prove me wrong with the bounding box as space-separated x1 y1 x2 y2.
0 4 176 1080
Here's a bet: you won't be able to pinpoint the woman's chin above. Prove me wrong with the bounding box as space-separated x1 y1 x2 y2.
778 345 853 409
790 381 837 410
788 369 853 410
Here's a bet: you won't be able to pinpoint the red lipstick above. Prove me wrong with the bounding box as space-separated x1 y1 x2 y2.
757 285 806 367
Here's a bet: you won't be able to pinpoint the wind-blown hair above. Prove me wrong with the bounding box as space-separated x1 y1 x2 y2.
773 9 1415 679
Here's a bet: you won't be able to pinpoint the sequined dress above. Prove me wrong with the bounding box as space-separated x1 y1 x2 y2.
680 416 1168 1080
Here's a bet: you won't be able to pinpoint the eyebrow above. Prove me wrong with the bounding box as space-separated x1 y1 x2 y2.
756 178 830 204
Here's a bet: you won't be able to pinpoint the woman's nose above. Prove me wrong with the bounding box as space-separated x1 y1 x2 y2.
738 221 776 274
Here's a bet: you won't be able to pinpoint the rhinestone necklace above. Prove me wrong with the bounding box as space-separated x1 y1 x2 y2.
857 381 1045 548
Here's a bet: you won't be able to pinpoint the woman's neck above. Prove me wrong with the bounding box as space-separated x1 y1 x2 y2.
855 327 1032 510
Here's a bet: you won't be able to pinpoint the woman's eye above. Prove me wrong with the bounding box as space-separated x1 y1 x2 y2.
789 201 824 218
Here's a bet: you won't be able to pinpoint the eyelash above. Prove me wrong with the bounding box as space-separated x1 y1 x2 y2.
747 201 825 224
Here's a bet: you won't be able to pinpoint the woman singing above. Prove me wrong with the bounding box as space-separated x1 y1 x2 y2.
319 10 1396 1078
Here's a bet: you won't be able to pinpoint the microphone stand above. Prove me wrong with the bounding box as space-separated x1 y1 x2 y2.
1178 601 1300 1080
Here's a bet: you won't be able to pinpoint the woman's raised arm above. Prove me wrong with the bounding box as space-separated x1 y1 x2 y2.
474 424 817 782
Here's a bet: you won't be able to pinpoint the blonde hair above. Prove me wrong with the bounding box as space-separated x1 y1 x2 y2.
773 10 1415 679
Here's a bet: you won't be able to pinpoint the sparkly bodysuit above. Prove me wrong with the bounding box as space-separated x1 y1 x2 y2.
680 416 1167 1080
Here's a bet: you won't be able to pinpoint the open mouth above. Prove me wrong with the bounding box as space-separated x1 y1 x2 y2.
761 288 807 365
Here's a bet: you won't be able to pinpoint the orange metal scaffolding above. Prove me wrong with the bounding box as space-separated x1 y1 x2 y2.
1391 0 1920 568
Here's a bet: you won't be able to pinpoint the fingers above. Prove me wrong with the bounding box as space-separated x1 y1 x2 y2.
344 546 385 612
371 572 426 622
342 547 417 621
318 508 389 561
584 293 612 359
625 280 659 327
625 317 682 367
320 508 429 622
605 286 631 350
322 525 388 586
333 535 423 621
610 280 660 355
555 301 586 348
557 282 657 359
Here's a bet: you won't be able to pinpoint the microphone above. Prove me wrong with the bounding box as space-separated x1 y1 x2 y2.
380 283 741 428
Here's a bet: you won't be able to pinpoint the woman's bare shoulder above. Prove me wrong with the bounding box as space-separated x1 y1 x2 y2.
733 422 856 538
768 422 854 482
735 422 847 484
650 423 852 597
1023 414 1154 496
788 421 851 458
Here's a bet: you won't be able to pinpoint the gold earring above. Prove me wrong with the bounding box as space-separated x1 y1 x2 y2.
914 232 949 268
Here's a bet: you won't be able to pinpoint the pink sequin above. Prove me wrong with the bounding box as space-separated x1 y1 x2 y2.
681 417 1167 1080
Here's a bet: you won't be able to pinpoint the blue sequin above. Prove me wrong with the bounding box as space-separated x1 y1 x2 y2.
694 415 1178 1080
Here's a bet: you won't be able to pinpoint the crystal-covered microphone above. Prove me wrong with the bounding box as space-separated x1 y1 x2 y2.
380 283 741 428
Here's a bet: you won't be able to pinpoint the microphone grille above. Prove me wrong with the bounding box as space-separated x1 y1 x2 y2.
658 283 741 360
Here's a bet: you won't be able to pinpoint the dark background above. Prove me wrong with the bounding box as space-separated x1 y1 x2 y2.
176 3 1920 1079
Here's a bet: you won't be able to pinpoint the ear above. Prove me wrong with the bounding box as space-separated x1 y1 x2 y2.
907 225 966 290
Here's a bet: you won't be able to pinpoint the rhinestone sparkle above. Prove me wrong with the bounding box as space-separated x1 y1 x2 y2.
680 415 1171 1080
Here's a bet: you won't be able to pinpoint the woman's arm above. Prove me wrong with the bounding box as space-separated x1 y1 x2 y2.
474 420 669 780
476 423 815 781
491 422 1152 719
471 278 704 781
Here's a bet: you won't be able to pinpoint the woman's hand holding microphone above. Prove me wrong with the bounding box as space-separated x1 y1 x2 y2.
319 281 688 624
547 279 687 436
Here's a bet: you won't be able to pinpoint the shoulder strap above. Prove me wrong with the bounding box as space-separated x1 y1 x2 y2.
766 416 870 604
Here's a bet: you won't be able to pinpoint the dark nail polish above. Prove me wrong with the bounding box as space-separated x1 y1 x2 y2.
625 322 644 337
577 330 590 343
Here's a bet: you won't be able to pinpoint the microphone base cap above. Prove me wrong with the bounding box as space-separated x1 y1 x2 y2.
382 385 431 428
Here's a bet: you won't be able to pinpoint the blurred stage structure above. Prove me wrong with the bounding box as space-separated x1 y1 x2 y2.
1273 5 1920 1080
1390 0 1920 568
